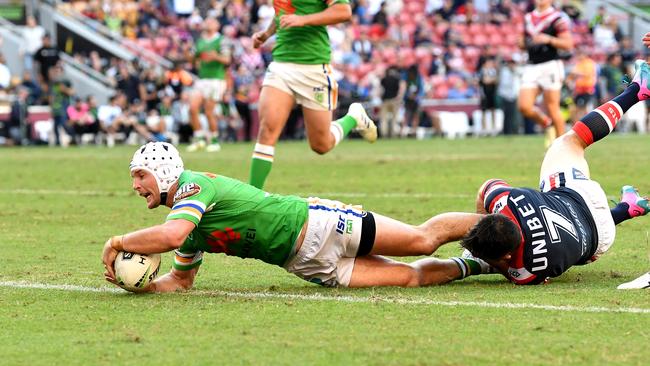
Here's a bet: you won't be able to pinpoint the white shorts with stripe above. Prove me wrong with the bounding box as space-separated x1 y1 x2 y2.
539 167 616 261
194 78 227 101
520 59 565 91
262 62 338 111
283 197 363 287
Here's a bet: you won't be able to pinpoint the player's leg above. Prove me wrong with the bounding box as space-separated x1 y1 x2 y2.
188 89 206 151
518 87 548 127
368 212 482 256
249 85 294 189
203 97 220 152
302 107 336 154
617 272 650 289
543 88 565 136
347 255 464 287
541 60 650 178
610 185 650 225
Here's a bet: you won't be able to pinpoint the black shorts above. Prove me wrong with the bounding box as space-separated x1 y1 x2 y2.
574 93 594 108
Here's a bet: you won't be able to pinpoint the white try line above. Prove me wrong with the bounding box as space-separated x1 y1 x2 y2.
1 281 648 314
0 188 473 199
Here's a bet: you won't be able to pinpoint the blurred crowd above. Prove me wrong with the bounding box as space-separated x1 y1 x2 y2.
1 0 648 146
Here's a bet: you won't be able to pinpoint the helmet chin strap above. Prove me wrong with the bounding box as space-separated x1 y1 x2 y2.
160 192 168 206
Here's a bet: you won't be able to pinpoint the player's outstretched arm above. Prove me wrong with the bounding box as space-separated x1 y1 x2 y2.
643 32 650 48
279 3 351 28
145 267 199 293
102 219 195 279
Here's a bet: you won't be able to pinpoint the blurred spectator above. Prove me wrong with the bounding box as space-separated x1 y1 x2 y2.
491 0 512 24
478 57 499 135
447 77 476 99
434 0 456 22
371 2 389 29
115 63 144 104
593 17 621 51
379 64 404 138
173 0 194 17
21 15 45 74
619 37 638 66
7 87 30 145
569 48 597 123
98 93 130 147
66 97 100 145
354 0 373 25
560 0 581 22
402 65 425 137
588 5 606 33
164 61 193 98
33 34 59 84
599 53 625 103
49 65 75 146
20 71 42 104
233 63 256 142
498 56 521 135
172 90 192 143
352 31 373 62
0 54 10 89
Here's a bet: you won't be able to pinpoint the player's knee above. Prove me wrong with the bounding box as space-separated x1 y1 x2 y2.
309 140 332 155
412 229 436 255
518 104 533 117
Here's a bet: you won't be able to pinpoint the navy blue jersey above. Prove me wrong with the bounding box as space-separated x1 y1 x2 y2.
524 8 571 64
481 180 598 285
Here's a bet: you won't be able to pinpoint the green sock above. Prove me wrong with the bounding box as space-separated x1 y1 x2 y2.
334 115 357 136
211 136 219 144
249 143 275 189
451 257 483 278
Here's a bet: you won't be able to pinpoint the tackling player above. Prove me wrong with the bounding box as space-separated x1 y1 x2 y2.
187 17 231 153
248 0 377 189
519 0 573 148
102 142 487 291
460 60 650 285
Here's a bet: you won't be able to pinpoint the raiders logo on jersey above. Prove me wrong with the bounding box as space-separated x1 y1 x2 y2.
173 182 201 202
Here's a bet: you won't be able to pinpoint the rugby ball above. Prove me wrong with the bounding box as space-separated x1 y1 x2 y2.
114 251 161 292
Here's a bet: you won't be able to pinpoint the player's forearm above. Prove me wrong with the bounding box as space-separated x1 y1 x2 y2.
265 20 277 37
302 4 351 26
113 225 185 254
213 54 231 65
427 213 484 251
550 32 573 50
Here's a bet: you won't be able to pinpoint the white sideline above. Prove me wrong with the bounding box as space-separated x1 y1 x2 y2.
0 188 473 199
1 281 649 314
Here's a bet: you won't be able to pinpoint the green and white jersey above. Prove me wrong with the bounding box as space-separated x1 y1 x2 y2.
195 33 229 79
272 0 350 64
167 171 308 270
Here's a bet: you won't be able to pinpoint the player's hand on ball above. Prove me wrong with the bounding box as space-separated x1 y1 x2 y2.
280 14 305 28
102 237 119 282
643 32 650 48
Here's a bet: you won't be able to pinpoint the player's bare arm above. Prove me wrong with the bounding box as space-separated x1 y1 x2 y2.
279 3 351 28
532 30 573 50
102 219 195 279
252 20 277 48
643 31 650 48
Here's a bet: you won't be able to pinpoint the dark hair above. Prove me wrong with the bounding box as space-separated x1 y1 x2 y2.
460 214 521 261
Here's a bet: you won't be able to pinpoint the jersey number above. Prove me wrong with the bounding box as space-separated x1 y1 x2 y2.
540 206 578 243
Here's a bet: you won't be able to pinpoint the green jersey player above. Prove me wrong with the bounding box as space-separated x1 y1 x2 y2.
188 17 231 153
102 142 488 291
248 0 377 190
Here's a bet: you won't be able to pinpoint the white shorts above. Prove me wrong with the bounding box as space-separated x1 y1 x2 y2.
262 62 338 111
194 78 227 101
283 198 363 287
520 59 565 91
539 167 616 261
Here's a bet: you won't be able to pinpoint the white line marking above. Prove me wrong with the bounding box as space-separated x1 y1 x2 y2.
0 189 472 199
1 281 648 314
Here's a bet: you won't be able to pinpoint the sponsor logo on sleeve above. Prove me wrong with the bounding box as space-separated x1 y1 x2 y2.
173 182 202 202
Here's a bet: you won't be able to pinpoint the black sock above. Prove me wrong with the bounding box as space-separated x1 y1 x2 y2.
611 202 632 225
572 83 640 145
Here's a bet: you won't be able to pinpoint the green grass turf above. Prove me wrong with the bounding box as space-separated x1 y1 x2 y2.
0 135 649 365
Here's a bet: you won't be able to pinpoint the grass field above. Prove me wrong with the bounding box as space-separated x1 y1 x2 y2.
1 135 649 365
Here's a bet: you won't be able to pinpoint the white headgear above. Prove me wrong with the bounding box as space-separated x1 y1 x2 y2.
130 142 184 195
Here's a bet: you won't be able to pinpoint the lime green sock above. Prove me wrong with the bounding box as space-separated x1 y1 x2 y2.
334 115 357 136
211 136 219 144
249 143 275 189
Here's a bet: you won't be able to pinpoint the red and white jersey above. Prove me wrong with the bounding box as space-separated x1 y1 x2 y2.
479 178 597 285
524 7 571 64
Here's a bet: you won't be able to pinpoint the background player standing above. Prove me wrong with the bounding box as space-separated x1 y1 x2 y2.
248 0 377 189
519 0 573 147
187 17 231 153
